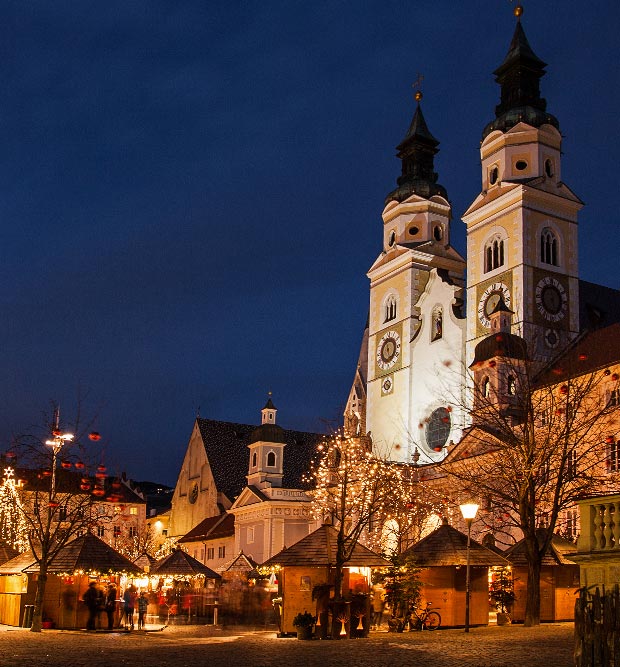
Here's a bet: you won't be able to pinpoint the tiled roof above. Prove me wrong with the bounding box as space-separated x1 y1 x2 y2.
536 322 620 386
196 418 323 504
0 551 36 574
151 548 221 578
178 513 235 543
403 520 508 567
262 524 390 568
133 552 157 571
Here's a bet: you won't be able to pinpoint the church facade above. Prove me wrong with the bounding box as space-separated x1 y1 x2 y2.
345 9 620 467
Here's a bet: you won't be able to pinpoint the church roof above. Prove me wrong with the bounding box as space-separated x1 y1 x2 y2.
403 520 508 567
535 322 620 386
262 524 390 568
196 418 323 504
579 280 620 331
249 423 285 444
178 512 235 544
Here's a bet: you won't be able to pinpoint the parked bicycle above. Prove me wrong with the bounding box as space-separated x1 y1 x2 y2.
406 601 441 630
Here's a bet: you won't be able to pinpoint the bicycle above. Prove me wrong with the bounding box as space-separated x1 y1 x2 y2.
407 601 441 630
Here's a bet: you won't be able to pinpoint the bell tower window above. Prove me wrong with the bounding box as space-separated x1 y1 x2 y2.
384 294 397 323
484 235 505 273
541 228 558 266
266 451 276 467
481 377 490 398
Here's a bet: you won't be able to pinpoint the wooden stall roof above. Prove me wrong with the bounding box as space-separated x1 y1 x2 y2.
150 548 221 578
133 552 157 571
404 520 509 567
504 531 577 567
0 534 142 575
0 542 19 566
262 524 391 568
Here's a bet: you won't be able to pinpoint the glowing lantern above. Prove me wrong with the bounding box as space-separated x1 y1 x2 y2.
75 461 85 469
42 469 52 477
560 385 568 395
61 461 72 469
92 488 105 497
89 432 101 441
97 465 106 473
489 360 497 368
606 436 615 444
48 501 59 509
52 429 62 437
579 353 588 361
613 374 619 381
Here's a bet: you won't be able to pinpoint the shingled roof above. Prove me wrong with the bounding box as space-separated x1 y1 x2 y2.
151 548 221 578
0 542 19 565
403 520 508 567
504 531 577 567
262 524 390 568
0 534 142 575
196 418 323 504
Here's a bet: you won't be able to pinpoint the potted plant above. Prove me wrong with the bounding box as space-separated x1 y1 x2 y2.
489 566 515 625
292 611 315 640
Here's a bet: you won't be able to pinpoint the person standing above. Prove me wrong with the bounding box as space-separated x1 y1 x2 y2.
83 581 102 631
371 584 385 630
123 585 137 630
105 583 117 631
137 591 148 630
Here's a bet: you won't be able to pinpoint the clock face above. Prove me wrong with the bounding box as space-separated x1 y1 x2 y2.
478 282 511 328
376 330 401 370
535 277 567 322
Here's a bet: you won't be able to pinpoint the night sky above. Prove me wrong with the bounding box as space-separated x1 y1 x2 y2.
0 1 618 486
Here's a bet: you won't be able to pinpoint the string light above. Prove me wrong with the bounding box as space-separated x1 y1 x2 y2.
0 467 28 552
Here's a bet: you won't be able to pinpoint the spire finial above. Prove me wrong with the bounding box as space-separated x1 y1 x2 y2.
412 73 424 103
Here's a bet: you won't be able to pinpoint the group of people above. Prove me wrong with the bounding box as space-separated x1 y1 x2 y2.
82 582 149 631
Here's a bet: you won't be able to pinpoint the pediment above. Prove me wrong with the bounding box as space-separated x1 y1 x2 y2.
230 486 266 509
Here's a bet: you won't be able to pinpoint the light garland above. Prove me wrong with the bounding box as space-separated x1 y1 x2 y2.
0 467 28 552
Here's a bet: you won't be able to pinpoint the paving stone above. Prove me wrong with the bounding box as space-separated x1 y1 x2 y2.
0 622 574 667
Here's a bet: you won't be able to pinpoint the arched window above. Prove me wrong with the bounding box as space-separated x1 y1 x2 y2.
481 377 490 398
266 451 276 467
384 294 397 323
484 235 505 273
431 307 443 341
252 452 257 468
540 227 558 266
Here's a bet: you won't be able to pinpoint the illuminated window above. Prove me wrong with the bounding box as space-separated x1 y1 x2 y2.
130 507 138 516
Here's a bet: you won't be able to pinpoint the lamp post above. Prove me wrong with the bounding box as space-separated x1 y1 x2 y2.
459 502 479 633
45 424 73 501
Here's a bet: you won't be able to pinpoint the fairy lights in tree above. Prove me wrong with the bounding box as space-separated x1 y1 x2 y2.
0 467 28 552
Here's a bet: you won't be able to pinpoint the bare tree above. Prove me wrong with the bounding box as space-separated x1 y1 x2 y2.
441 331 620 626
9 404 110 632
305 432 401 599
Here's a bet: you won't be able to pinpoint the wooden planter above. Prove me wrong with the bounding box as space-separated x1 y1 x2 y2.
296 625 313 640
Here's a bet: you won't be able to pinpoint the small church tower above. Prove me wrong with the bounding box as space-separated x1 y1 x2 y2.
470 295 528 422
246 396 286 489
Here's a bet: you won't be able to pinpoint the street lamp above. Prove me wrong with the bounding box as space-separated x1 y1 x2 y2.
45 430 74 500
459 501 479 633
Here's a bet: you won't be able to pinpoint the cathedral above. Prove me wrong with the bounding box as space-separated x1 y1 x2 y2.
344 7 620 466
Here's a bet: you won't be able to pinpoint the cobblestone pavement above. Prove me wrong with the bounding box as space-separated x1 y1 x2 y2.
0 623 574 667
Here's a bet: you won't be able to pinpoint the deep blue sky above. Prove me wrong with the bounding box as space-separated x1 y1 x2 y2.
0 2 618 486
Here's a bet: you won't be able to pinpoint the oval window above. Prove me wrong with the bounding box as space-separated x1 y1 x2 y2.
409 226 419 236
515 160 528 171
426 407 451 452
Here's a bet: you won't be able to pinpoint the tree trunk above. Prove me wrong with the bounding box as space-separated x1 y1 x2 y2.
524 551 541 627
30 566 48 633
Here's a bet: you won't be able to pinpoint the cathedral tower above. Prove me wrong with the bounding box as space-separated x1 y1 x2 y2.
463 7 583 367
362 91 466 464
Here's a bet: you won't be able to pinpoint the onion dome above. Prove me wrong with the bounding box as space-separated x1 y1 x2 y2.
386 92 448 204
470 331 528 367
482 8 559 139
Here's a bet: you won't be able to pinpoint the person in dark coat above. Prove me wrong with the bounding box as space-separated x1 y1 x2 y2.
83 581 103 631
105 583 118 631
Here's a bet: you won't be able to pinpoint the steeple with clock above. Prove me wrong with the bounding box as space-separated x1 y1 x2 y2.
362 89 466 465
463 6 583 367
